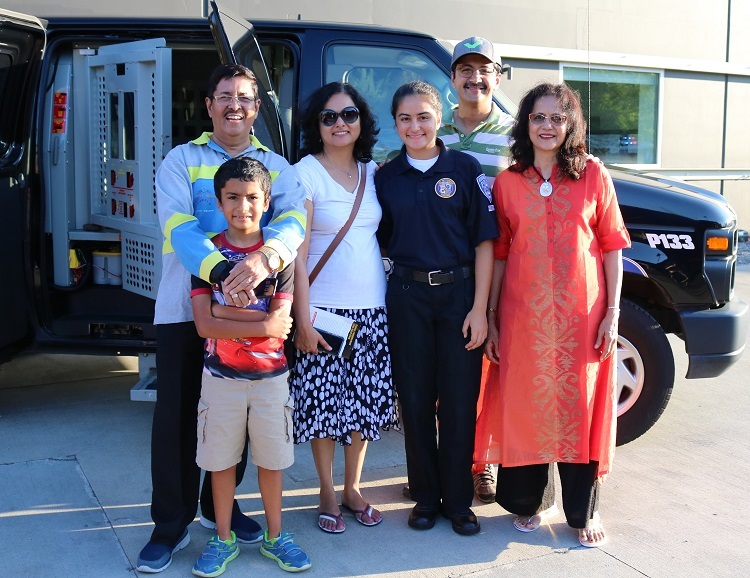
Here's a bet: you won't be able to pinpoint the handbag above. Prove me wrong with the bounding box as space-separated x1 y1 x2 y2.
285 163 367 364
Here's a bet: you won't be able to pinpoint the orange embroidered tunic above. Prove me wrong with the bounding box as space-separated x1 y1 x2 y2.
474 161 631 478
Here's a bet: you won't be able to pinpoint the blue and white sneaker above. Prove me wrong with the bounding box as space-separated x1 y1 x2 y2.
260 530 311 573
201 510 263 543
192 532 239 577
136 528 190 573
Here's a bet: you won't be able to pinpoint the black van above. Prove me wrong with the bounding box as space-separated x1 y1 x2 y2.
1 2 747 444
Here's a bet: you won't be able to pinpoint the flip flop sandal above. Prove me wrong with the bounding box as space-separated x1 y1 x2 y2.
318 511 345 534
341 502 383 527
579 526 608 547
579 513 607 547
513 503 559 533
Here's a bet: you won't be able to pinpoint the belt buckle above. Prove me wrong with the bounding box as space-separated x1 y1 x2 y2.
427 269 443 286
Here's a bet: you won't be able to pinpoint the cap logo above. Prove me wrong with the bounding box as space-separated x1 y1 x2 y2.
464 40 482 49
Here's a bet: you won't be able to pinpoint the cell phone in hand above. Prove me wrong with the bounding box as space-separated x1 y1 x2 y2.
256 276 278 297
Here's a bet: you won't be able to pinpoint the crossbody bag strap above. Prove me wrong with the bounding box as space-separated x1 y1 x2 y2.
308 163 367 286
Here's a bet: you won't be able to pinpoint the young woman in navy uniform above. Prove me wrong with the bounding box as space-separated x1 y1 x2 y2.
374 81 497 535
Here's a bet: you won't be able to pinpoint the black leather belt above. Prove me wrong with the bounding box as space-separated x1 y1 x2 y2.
392 264 473 286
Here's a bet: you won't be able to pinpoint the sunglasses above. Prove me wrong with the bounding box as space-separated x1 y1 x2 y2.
529 113 567 126
318 106 360 126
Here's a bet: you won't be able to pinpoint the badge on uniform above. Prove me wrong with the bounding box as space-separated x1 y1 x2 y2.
434 178 456 198
476 174 492 203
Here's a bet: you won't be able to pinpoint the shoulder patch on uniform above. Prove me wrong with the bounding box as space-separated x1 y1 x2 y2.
435 177 457 198
476 174 492 203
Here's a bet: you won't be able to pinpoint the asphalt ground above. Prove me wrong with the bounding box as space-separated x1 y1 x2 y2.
1 266 749 577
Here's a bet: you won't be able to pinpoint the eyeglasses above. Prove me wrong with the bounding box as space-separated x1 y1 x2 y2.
529 113 567 126
318 106 360 126
212 94 257 107
455 65 497 78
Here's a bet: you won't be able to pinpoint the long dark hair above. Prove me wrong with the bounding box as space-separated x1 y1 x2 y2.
509 82 587 179
299 82 378 163
390 80 442 119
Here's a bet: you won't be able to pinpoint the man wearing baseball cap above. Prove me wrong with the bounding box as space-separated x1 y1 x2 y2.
442 37 513 504
440 36 514 189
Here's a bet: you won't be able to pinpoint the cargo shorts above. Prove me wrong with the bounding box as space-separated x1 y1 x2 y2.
196 371 295 472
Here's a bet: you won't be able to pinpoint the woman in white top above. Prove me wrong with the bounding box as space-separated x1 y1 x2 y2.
291 82 395 534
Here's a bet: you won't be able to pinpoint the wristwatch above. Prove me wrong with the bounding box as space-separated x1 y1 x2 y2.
258 246 281 272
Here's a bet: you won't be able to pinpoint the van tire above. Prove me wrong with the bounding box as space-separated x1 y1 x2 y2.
615 299 675 446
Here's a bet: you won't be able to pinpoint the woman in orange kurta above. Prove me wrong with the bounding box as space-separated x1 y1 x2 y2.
475 83 630 548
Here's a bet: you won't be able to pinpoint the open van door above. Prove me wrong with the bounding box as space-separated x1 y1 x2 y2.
208 0 286 156
0 10 45 360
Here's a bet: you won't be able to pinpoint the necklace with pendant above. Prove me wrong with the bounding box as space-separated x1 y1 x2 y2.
323 152 355 179
532 166 553 197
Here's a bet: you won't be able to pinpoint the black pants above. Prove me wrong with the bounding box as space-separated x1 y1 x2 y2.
386 273 482 514
149 322 248 545
496 461 600 529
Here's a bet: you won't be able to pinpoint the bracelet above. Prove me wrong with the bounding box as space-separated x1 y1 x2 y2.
607 306 619 311
487 308 496 313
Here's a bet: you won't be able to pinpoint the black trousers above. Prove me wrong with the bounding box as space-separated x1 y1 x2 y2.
149 322 248 545
496 461 600 529
386 273 482 514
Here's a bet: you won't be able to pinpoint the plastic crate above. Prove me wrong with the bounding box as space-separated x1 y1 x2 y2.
122 230 162 299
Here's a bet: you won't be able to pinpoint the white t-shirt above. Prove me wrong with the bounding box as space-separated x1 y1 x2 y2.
294 155 386 309
406 153 439 172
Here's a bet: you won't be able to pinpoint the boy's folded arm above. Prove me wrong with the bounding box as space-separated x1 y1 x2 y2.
191 293 291 339
210 301 267 322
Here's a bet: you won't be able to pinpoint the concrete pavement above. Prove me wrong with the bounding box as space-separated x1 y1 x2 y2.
2 267 750 577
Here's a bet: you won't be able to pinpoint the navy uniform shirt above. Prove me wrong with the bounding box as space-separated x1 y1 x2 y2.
375 139 498 271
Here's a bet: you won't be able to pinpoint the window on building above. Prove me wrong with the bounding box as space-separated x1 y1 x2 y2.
564 66 660 165
325 44 452 163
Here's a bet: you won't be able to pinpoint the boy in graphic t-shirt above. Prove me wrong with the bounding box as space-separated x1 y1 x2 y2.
190 157 310 576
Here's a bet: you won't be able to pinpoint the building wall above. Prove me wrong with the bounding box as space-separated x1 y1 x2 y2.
723 75 750 228
8 0 750 225
9 0 742 65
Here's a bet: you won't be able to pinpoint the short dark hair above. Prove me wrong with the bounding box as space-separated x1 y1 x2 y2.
206 64 259 100
509 82 588 180
214 157 271 201
299 82 379 162
390 81 442 119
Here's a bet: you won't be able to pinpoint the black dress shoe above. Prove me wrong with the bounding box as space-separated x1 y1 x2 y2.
442 509 480 535
408 503 439 530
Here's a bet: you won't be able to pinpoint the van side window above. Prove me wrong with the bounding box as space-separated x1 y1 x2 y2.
324 44 452 163
259 42 296 158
